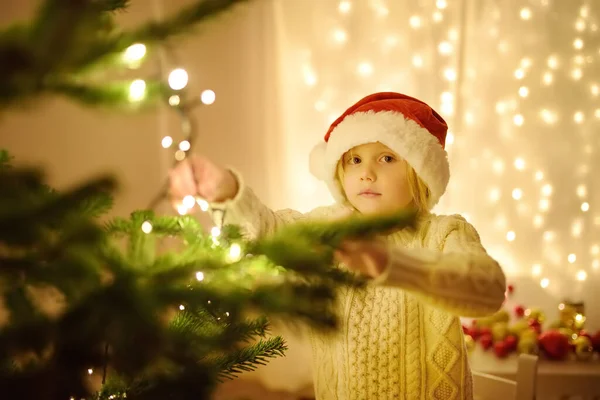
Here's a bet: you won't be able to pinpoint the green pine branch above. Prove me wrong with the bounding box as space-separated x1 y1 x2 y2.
0 0 249 109
213 336 287 381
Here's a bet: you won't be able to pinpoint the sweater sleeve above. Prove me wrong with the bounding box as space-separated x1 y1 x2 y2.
208 169 305 238
209 169 344 238
380 215 507 318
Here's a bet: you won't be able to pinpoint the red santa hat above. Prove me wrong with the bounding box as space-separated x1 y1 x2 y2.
309 92 450 209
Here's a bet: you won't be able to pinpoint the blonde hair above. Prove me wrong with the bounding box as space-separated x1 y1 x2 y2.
335 156 431 212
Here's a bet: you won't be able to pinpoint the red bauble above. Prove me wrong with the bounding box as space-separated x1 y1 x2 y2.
480 334 493 351
590 330 600 352
514 305 525 318
494 341 510 358
462 325 469 334
480 327 492 337
579 330 591 340
505 335 518 351
468 326 481 340
528 319 542 334
507 284 514 294
538 330 570 360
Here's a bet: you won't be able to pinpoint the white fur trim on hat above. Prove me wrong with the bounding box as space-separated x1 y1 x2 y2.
310 110 450 208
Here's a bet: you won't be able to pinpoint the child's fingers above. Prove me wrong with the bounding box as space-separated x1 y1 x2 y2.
169 161 197 198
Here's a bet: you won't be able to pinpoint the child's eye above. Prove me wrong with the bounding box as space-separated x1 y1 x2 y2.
348 156 361 164
381 155 395 163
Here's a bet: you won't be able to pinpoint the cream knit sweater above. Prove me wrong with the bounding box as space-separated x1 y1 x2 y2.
219 179 507 400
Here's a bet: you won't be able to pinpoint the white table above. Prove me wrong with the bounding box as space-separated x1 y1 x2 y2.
469 347 600 399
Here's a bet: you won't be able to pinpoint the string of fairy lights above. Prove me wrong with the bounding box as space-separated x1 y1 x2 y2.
75 42 237 398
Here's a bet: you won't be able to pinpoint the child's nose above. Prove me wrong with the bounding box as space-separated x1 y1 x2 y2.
360 163 377 181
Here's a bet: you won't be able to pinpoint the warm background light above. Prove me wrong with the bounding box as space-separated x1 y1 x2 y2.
275 0 599 329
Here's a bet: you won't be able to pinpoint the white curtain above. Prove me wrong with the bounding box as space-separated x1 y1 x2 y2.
250 0 600 392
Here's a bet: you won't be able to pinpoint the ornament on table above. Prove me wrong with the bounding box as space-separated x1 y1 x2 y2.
524 307 545 324
558 300 586 331
572 336 594 361
480 334 494 351
464 334 475 352
538 330 570 360
493 341 510 358
514 305 525 318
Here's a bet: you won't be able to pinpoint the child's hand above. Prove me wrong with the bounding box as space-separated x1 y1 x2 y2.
169 155 239 203
334 239 390 279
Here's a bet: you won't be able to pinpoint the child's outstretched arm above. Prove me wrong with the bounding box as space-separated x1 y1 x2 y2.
212 170 306 237
169 155 328 238
379 215 506 318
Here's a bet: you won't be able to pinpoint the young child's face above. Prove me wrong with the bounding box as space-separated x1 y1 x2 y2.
341 142 412 215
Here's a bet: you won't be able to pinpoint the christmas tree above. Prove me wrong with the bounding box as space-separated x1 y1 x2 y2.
0 2 417 399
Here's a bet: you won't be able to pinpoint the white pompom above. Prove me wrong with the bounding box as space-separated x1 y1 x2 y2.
308 141 327 180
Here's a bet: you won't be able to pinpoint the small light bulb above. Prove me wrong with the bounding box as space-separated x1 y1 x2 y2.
514 69 525 79
196 271 205 281
175 150 186 161
161 136 173 148
200 89 216 105
412 54 424 68
489 188 500 202
572 68 583 80
514 158 525 170
576 19 586 31
168 95 180 106
444 68 457 81
333 29 347 43
543 72 553 85
168 68 189 90
542 184 552 196
177 204 188 215
533 215 544 228
506 231 516 241
433 11 443 22
179 305 185 310
179 140 191 151
513 114 524 126
540 278 549 288
141 221 153 234
535 171 544 181
518 86 529 97
211 226 221 238
520 7 532 20
183 195 195 208
197 198 209 211
532 264 542 276
123 43 147 65
436 0 447 9
88 369 93 375
512 188 523 200
568 253 577 263
438 41 453 55
129 79 146 102
357 62 373 76
581 202 590 212
520 58 532 68
574 111 585 123
539 199 550 212
338 1 351 13
547 56 558 69
228 243 242 262
574 38 584 49
576 270 587 281
409 15 422 28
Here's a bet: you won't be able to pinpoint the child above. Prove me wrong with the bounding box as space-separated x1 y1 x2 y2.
169 92 507 400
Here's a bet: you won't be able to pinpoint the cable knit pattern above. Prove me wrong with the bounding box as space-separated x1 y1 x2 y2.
215 176 506 399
